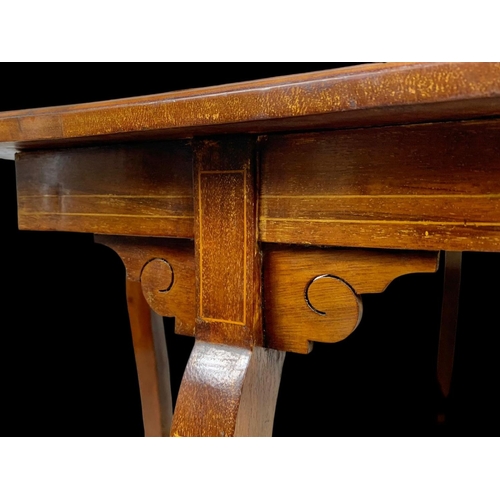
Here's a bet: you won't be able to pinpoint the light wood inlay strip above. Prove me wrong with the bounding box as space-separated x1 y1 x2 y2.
19 212 194 219
260 217 500 227
18 194 193 199
262 194 500 199
201 318 246 326
261 217 500 227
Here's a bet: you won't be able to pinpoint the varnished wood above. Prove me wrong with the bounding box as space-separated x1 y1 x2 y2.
97 235 197 436
259 120 500 252
95 236 195 336
4 64 500 437
193 137 262 347
233 347 286 437
16 142 194 238
16 119 500 253
172 136 277 437
1 64 500 160
125 279 172 437
437 252 462 400
264 246 439 353
171 341 285 437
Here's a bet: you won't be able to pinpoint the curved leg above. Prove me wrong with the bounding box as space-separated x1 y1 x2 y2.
171 341 285 437
437 251 462 423
171 138 286 437
126 279 173 436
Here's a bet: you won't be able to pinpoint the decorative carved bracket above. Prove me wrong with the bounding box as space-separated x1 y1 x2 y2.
263 246 439 354
95 235 196 336
95 235 197 436
96 236 439 355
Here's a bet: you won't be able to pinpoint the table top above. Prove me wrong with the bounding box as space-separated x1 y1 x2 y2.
1 62 499 160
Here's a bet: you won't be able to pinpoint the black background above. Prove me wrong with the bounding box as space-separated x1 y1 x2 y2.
1 64 499 436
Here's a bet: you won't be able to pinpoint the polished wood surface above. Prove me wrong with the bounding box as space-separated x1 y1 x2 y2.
264 247 439 353
260 120 500 252
1 63 499 160
193 137 262 348
15 119 500 252
16 143 194 238
96 236 195 336
2 63 499 436
171 341 285 437
125 280 172 436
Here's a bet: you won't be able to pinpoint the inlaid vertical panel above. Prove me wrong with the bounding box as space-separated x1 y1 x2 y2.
199 172 245 323
193 137 262 348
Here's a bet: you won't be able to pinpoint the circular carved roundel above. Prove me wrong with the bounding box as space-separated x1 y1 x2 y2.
140 258 174 316
305 274 362 341
140 258 174 293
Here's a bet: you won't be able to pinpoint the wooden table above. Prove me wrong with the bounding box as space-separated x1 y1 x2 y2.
1 63 499 436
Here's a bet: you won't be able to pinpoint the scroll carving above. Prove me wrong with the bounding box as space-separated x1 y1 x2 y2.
95 235 196 336
263 246 439 354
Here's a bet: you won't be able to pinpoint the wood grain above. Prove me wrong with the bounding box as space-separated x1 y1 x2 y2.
15 119 500 251
259 120 500 252
6 65 500 438
263 246 439 353
96 236 195 336
16 142 194 238
233 347 286 437
194 137 262 347
1 63 500 159
171 341 285 437
126 279 172 436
